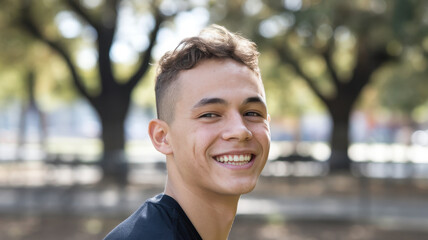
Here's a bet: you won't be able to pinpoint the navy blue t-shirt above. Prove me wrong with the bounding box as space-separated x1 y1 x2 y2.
104 194 202 240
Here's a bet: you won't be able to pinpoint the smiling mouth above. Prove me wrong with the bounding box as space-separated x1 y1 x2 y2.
214 154 253 166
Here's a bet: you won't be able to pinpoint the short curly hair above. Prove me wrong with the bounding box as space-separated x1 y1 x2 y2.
155 24 260 122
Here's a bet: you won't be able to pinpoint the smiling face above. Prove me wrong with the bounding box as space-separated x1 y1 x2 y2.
164 59 270 197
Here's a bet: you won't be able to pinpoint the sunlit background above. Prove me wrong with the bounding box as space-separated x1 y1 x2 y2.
1 0 428 239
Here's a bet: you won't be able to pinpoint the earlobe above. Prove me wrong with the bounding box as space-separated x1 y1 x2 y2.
148 119 173 155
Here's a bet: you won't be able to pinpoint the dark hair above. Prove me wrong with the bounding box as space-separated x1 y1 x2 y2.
155 24 260 122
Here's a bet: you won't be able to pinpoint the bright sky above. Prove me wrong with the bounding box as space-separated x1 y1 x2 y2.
54 0 309 68
55 3 209 70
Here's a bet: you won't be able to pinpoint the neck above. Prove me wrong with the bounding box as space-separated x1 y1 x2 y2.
165 178 240 240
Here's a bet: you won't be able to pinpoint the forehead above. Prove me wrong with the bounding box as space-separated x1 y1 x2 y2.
175 59 265 104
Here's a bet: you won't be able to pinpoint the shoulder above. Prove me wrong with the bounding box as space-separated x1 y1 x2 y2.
104 194 176 240
103 194 201 240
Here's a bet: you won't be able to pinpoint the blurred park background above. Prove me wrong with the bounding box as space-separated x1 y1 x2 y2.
1 0 428 239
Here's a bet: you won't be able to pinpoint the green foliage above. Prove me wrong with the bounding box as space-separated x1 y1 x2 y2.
1 0 428 119
0 0 158 110
375 61 428 114
260 49 324 117
132 67 156 110
210 0 428 119
0 1 77 109
0 71 25 105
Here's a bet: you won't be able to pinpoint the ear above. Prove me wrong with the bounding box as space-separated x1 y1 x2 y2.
148 119 173 155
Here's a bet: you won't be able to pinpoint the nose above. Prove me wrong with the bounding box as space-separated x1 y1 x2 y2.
221 113 253 142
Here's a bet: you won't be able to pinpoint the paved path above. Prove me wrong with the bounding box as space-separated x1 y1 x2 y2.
1 169 428 232
1 165 428 240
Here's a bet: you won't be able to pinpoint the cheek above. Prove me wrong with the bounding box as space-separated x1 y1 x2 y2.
250 122 271 142
175 125 219 160
191 125 219 152
251 124 271 161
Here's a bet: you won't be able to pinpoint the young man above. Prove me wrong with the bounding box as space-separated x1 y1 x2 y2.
104 25 271 240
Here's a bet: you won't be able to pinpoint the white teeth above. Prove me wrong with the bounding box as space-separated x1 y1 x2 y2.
215 154 252 164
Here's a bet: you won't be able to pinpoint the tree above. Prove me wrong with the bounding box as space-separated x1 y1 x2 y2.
375 53 428 117
0 1 51 160
212 0 428 172
16 0 169 183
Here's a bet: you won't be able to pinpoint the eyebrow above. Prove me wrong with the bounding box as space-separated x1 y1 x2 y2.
193 98 227 109
192 96 266 109
242 96 266 107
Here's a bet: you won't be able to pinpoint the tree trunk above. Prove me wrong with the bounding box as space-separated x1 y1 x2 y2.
96 93 131 185
17 70 47 161
19 0 165 185
329 111 352 172
99 117 128 184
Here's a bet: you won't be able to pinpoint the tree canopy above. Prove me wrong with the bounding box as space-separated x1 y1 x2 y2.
211 0 428 170
1 0 428 180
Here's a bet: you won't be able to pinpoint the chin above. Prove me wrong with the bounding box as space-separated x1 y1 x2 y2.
225 179 258 195
239 186 255 195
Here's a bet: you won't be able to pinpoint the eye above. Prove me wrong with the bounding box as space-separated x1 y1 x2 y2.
244 111 263 117
199 113 220 118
